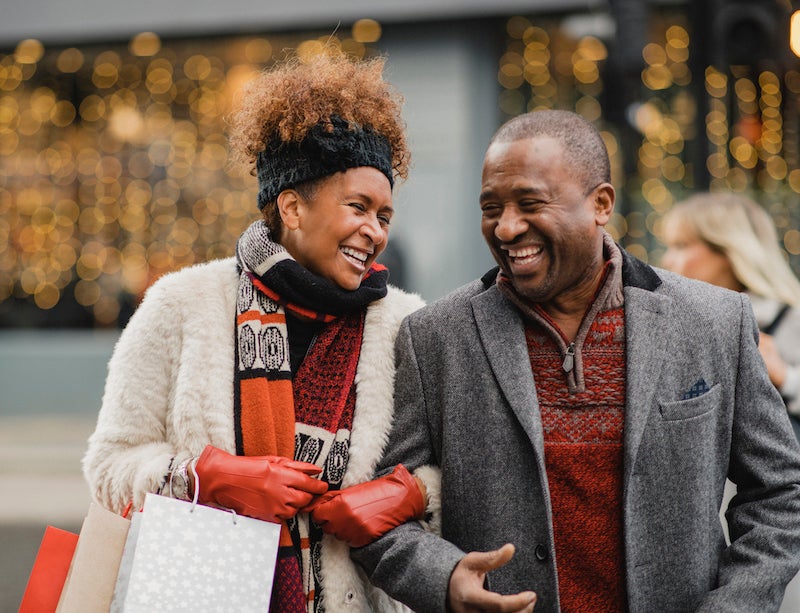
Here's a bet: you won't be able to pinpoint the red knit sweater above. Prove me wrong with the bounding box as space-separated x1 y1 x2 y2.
525 307 627 612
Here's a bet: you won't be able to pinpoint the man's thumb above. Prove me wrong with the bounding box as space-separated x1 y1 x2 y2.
466 543 516 572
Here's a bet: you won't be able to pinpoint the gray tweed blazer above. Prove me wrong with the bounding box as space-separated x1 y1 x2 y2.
354 250 800 613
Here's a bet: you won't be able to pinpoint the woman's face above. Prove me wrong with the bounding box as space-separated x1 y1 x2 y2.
279 166 393 290
661 216 743 291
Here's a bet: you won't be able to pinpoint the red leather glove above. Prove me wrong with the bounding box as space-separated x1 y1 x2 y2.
305 464 425 547
194 445 328 522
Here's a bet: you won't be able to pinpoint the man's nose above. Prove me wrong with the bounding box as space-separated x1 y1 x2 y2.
495 207 527 241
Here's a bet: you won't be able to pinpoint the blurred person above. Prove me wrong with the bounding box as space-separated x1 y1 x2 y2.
83 51 436 612
661 192 800 440
352 110 800 612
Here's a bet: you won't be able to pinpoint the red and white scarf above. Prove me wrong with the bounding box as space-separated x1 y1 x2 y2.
234 221 387 612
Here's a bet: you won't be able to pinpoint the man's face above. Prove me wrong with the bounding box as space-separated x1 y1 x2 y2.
479 136 613 307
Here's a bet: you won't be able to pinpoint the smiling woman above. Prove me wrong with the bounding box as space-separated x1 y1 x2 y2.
82 49 432 613
277 167 393 290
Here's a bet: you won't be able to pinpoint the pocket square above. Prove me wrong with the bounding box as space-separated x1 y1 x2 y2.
682 378 709 400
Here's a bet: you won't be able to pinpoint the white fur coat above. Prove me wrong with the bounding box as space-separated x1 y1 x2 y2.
83 257 433 613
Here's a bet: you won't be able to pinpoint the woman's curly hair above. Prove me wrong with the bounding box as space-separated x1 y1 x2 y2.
229 50 409 182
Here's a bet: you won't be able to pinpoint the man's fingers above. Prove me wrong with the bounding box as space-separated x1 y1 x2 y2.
448 545 536 613
463 543 516 573
510 591 537 613
458 587 537 613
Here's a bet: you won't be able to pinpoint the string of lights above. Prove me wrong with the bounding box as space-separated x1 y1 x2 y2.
499 9 800 269
3 9 800 326
0 27 377 326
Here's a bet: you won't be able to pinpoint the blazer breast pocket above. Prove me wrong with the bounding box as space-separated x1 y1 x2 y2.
658 383 721 421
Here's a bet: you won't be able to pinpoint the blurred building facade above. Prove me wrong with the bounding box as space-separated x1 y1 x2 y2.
2 0 800 327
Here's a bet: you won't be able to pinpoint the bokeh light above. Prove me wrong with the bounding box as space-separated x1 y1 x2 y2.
500 11 800 268
0 32 379 326
5 10 800 326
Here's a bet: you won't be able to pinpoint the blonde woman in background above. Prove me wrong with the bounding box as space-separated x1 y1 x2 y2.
661 191 800 440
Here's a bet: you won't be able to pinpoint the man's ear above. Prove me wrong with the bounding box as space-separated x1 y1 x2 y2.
593 183 615 226
276 190 301 231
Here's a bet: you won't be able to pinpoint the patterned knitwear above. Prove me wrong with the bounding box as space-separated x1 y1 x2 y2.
499 233 628 612
284 312 362 612
234 221 385 613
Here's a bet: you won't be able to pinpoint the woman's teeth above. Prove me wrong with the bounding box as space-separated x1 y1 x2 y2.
341 247 368 264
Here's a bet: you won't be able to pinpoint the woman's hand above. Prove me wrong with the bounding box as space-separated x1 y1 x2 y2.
194 445 328 522
305 464 425 547
759 332 788 389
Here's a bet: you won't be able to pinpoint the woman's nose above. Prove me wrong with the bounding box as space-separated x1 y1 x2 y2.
361 215 386 246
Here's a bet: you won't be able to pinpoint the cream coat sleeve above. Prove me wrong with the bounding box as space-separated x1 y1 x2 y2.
83 276 183 513
82 259 239 513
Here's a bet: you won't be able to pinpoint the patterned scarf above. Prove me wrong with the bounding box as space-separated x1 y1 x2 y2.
234 221 388 612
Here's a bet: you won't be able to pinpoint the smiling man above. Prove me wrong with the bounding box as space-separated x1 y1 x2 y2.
353 110 800 612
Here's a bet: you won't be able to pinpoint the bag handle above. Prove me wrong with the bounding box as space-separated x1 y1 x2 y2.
763 303 791 336
190 459 239 525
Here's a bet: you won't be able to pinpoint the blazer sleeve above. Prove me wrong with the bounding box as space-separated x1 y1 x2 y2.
352 316 465 613
700 295 800 610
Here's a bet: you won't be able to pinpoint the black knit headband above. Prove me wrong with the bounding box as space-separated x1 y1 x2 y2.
255 116 394 210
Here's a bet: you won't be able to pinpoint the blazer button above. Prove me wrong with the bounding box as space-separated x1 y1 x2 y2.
534 544 549 562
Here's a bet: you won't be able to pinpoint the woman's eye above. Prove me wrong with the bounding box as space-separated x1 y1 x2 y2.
378 215 392 226
349 202 366 212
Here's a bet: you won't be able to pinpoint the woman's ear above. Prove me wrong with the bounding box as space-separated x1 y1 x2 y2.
276 190 301 231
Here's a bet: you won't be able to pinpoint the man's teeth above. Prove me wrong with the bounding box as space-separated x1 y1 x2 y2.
341 247 368 262
508 246 542 259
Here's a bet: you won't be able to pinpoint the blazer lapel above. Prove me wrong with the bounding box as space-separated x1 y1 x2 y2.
471 286 544 457
470 257 672 490
623 286 672 491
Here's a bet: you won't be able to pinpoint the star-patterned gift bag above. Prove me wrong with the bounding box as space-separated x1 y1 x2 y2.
110 493 280 613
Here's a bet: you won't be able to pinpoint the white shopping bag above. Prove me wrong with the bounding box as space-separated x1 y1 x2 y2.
111 492 280 613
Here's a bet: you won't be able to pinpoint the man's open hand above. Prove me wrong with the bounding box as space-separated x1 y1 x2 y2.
447 543 537 612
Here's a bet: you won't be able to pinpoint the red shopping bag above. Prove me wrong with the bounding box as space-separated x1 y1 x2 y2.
18 526 79 613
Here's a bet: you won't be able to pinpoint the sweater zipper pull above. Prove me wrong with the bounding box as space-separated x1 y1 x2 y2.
562 343 575 373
